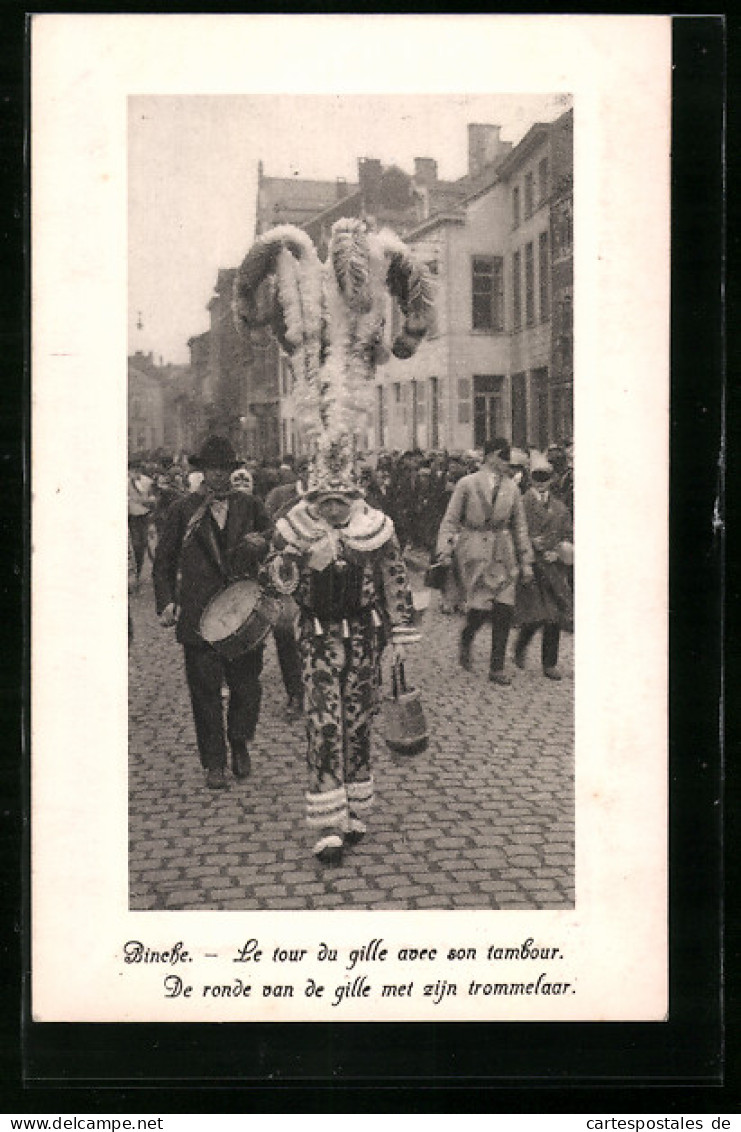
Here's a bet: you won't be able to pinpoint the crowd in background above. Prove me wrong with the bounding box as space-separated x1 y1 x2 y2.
128 444 574 580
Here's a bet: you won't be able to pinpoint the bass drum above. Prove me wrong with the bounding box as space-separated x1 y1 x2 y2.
199 578 284 661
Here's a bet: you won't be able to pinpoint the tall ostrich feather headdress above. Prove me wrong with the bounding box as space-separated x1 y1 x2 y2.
233 218 436 496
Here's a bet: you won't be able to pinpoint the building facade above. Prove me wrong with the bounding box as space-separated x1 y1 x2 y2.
374 109 573 454
548 108 574 445
257 127 513 457
127 354 166 456
240 111 573 458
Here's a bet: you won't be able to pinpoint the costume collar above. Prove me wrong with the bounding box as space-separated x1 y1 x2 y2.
276 498 393 554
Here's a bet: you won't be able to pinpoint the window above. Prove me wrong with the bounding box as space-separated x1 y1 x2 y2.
525 242 535 326
538 156 549 204
471 256 504 331
473 375 504 448
539 231 550 320
427 259 439 275
532 367 549 449
511 372 528 448
458 377 471 425
512 250 522 331
394 382 401 403
524 171 534 217
512 186 521 228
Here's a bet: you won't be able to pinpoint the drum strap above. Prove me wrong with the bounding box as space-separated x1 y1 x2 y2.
183 499 229 579
183 499 210 548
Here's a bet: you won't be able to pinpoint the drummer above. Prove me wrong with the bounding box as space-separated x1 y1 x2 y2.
153 435 271 790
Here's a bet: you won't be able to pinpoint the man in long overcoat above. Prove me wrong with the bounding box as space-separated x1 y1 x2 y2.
513 453 573 679
153 436 271 789
437 438 534 683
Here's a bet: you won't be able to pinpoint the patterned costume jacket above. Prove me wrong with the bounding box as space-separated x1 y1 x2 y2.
260 498 418 833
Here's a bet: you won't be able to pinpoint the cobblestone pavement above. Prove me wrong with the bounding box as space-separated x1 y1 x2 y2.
129 557 574 911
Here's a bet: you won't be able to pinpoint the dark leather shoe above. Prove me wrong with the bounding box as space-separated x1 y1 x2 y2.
231 749 251 779
313 830 344 865
543 666 563 681
514 648 527 669
489 670 512 686
205 767 228 790
344 815 367 846
459 639 473 671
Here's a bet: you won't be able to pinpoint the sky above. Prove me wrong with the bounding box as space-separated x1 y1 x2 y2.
128 93 572 365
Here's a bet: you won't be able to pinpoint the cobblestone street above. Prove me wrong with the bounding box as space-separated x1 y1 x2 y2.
129 558 574 911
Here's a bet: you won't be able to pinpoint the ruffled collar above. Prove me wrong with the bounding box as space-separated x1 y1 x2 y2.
276 498 394 555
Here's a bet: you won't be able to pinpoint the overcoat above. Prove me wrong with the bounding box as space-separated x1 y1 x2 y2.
514 488 573 626
153 490 271 645
436 468 533 609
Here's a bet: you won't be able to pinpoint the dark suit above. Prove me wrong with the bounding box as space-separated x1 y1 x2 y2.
153 490 271 771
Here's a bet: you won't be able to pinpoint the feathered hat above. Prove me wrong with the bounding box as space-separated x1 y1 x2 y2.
233 218 436 497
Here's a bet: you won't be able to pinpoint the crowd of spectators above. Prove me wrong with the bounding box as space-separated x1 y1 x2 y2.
128 443 574 563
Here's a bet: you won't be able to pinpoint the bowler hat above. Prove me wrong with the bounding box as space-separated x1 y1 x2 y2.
189 436 239 471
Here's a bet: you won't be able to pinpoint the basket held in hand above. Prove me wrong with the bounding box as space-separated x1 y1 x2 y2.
384 658 428 755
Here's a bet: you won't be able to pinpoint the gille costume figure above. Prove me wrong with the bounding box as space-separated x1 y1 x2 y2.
234 218 434 863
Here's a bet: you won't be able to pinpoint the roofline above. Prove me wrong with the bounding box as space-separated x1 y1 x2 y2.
453 122 552 207
494 122 551 177
301 188 363 229
459 173 502 207
403 212 466 240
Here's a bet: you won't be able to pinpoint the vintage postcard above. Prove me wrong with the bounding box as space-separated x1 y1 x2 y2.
31 14 670 1025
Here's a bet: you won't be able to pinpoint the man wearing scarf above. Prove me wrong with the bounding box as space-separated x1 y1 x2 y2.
153 436 271 789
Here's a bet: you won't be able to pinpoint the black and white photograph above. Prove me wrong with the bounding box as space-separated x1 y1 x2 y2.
127 92 576 911
32 14 670 1026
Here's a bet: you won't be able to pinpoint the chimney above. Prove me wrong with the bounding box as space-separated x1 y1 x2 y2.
336 176 348 200
467 124 505 178
414 157 438 187
358 157 383 213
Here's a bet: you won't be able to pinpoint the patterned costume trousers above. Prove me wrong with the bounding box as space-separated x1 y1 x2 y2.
299 624 379 832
